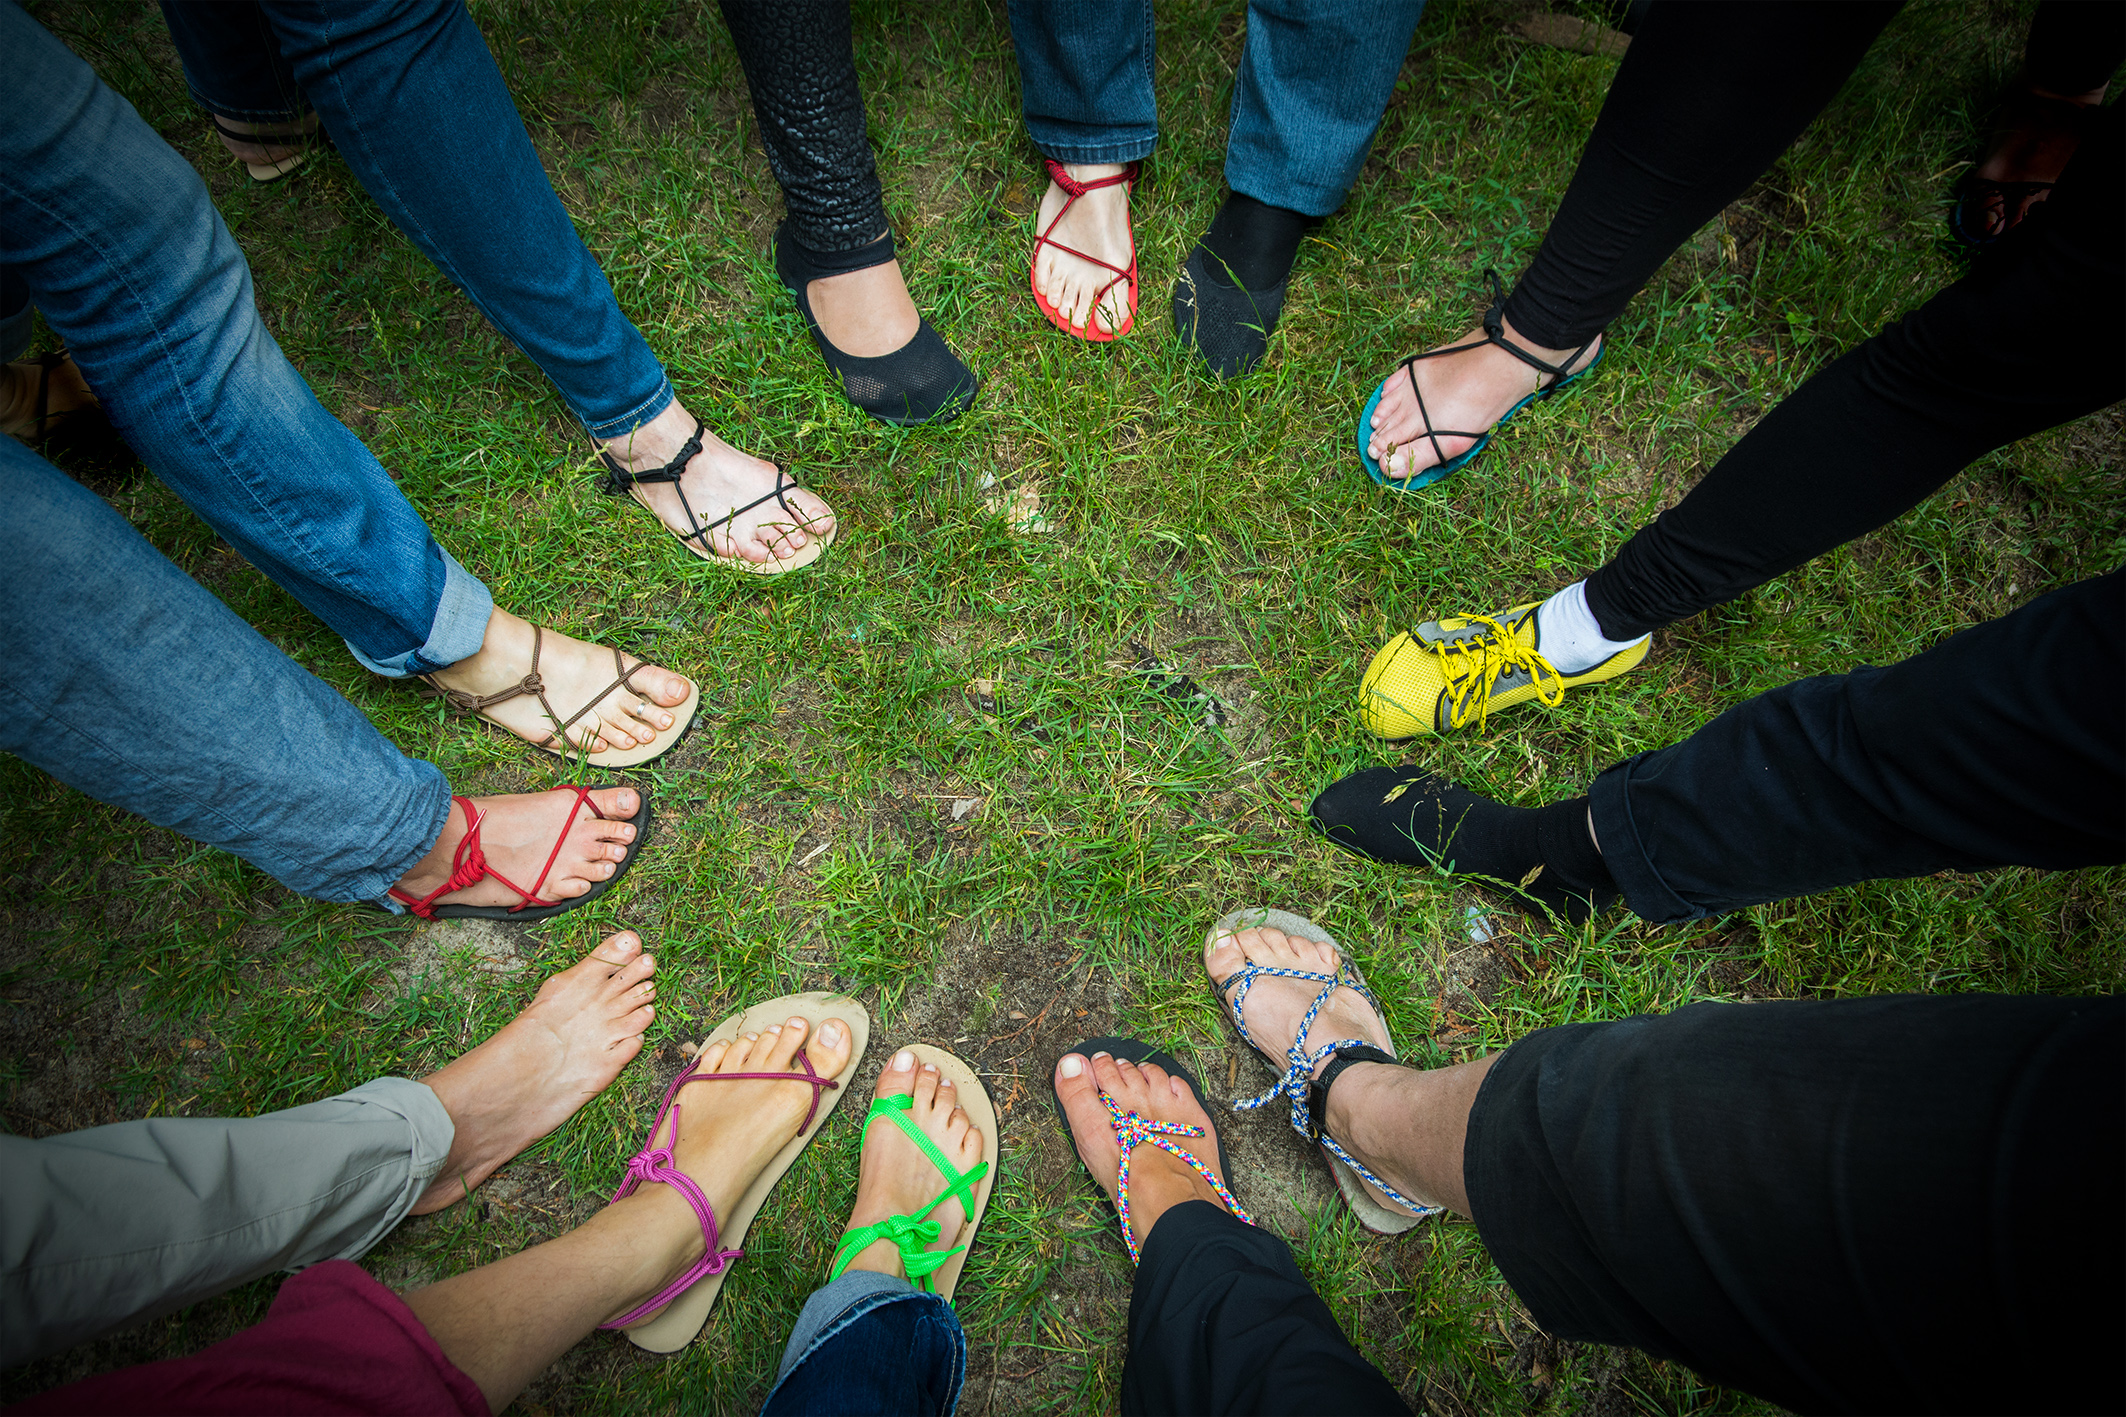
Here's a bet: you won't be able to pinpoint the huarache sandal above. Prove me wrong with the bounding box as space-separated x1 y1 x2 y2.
598 416 836 574
420 625 700 768
386 784 651 922
1949 90 2092 249
1208 907 1439 1234
1356 270 1602 492
829 1045 997 1300
1047 1036 1254 1264
4 351 121 459
603 993 872 1352
1031 159 1139 343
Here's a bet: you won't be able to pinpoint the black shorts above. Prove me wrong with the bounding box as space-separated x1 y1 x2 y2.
1462 994 2124 1416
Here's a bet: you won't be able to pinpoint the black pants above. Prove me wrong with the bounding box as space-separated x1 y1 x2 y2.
1589 570 2123 921
1464 992 2126 1415
1121 1201 1409 1416
719 0 887 254
2028 0 2126 96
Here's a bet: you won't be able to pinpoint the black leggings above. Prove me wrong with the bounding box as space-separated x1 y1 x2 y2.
1582 100 2122 639
718 0 887 255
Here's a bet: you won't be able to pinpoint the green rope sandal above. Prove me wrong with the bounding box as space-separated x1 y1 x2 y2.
828 1045 997 1300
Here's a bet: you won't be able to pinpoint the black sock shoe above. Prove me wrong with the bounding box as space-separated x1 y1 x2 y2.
1171 193 1318 378
1308 767 1619 926
773 222 978 427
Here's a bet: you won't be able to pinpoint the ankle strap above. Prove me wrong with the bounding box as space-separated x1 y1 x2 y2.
598 416 703 494
1306 1043 1397 1144
1477 269 1597 383
1043 157 1137 199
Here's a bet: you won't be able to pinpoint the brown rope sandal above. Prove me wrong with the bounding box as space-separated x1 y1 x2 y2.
420 626 700 769
598 417 835 575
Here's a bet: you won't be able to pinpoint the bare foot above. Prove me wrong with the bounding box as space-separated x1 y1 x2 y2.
392 786 640 912
1054 1048 1230 1254
423 607 692 755
0 356 97 441
1967 83 2108 238
607 1011 855 1327
838 1049 988 1279
1365 316 1600 480
1033 162 1135 336
413 932 660 1212
597 398 836 567
1205 925 1426 1219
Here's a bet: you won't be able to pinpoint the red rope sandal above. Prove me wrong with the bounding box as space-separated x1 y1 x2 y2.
385 785 650 922
1030 159 1139 343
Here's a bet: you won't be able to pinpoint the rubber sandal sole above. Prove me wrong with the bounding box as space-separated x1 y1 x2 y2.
1355 342 1604 493
892 1044 997 1302
417 787 652 923
1208 906 1430 1235
1032 263 1137 343
1047 1036 1237 1206
624 482 835 576
624 992 873 1352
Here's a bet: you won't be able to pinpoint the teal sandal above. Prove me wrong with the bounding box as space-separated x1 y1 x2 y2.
829 1045 996 1299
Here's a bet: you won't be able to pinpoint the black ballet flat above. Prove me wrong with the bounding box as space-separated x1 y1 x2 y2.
773 223 977 427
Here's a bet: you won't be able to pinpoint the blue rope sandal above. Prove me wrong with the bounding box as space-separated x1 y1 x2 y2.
1048 1037 1255 1264
1208 907 1442 1235
1355 270 1603 493
829 1045 996 1300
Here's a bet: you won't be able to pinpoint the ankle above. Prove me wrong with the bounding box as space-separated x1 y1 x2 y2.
1124 1154 1223 1250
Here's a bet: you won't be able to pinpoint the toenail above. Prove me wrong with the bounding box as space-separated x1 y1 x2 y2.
820 1021 844 1047
893 1050 914 1071
1092 1051 1111 1060
1060 1055 1084 1078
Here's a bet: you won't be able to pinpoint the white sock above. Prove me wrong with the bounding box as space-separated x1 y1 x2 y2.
1534 580 1648 675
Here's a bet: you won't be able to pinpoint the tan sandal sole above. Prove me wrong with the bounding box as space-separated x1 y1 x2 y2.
623 991 872 1352
532 672 700 770
626 483 834 576
894 1044 998 1303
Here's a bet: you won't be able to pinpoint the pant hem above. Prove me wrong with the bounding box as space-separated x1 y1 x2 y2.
583 378 676 443
1588 754 1702 924
1030 137 1159 166
349 547 493 678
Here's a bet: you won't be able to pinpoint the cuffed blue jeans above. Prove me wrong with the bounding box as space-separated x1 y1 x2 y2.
2 0 489 678
158 0 674 441
0 435 450 904
760 1271 966 1415
1007 0 1426 217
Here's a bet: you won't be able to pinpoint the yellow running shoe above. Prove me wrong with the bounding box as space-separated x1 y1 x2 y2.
1358 601 1649 738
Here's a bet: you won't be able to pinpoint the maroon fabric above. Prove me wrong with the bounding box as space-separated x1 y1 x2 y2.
7 1261 489 1417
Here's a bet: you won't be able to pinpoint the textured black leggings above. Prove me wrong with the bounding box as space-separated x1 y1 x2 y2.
1583 101 2123 639
719 0 886 254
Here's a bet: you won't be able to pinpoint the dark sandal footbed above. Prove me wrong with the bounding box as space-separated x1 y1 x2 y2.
1047 1035 1237 1214
413 787 652 923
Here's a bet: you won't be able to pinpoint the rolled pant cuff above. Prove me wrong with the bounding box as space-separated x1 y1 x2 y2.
1030 134 1160 166
772 1269 915 1381
582 376 676 443
1588 753 1704 924
349 545 493 678
184 86 306 124
327 1077 457 1236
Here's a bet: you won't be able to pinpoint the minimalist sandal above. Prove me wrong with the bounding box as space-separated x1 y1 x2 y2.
609 993 872 1352
1047 1036 1253 1264
1208 907 1439 1234
420 624 699 769
830 1045 997 1301
1356 269 1603 493
598 416 835 575
211 113 332 183
386 785 651 922
1031 159 1139 343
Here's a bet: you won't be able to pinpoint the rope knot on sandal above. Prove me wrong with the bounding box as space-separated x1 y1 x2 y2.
1101 1092 1253 1266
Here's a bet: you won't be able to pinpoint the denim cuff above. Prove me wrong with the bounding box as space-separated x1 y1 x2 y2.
582 375 676 443
352 759 454 913
185 87 307 124
1027 131 1160 167
1588 752 1703 925
347 545 493 679
772 1270 915 1382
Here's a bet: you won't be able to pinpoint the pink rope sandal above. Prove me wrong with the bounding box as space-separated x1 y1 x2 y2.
384 785 650 923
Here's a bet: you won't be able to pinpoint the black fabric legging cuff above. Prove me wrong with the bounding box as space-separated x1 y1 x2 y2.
719 0 888 252
1500 1 1901 349
2026 0 2126 96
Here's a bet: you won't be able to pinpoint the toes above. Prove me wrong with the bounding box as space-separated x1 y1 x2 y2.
586 787 640 821
697 1038 734 1072
1054 1052 1115 1170
763 1016 810 1070
808 1017 854 1078
725 1031 763 1071
647 669 691 709
1090 1049 1129 1100
604 953 655 999
591 931 642 966
914 1061 943 1111
876 1048 919 1098
615 1006 654 1040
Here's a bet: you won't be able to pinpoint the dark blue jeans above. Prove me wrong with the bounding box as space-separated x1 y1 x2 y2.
158 0 672 440
1006 0 1426 216
761 1272 965 1416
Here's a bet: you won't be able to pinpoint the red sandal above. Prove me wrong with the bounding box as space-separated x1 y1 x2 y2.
1030 158 1139 342
386 785 651 922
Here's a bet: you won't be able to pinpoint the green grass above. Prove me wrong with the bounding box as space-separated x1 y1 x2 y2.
3 0 2121 1412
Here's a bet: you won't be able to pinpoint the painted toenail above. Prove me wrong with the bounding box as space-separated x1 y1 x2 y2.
1060 1055 1084 1078
893 1050 914 1071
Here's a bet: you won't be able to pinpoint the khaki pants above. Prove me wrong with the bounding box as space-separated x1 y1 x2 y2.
0 1077 450 1366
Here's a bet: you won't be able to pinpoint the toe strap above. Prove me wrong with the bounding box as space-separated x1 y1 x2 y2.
1103 1094 1252 1265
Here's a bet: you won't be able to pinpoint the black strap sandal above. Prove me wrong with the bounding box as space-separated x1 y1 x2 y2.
597 418 833 575
1358 269 1603 490
210 114 332 183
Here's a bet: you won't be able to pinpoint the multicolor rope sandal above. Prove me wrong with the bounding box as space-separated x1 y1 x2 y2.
605 993 871 1352
829 1045 997 1301
384 785 650 922
1208 908 1441 1235
1031 159 1140 343
1048 1036 1254 1265
1356 269 1602 492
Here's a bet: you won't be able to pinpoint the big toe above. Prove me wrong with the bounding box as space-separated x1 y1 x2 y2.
590 931 644 967
585 786 640 822
646 668 692 708
1054 1053 1116 1170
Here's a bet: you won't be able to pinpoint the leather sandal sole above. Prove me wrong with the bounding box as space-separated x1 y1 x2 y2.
623 992 872 1351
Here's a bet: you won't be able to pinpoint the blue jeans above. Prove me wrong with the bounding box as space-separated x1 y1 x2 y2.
2 0 489 678
0 436 450 904
1008 0 1426 217
760 1271 966 1416
158 0 673 440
